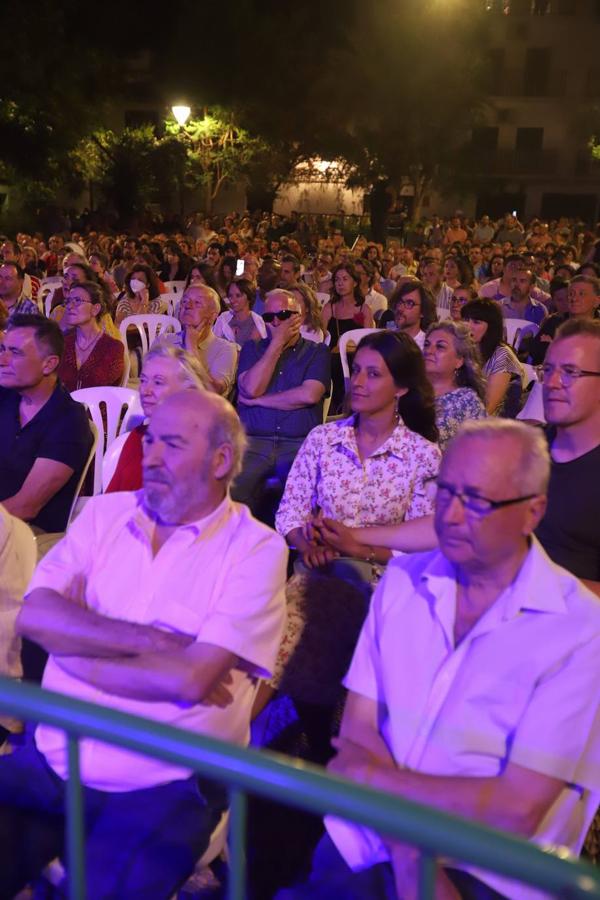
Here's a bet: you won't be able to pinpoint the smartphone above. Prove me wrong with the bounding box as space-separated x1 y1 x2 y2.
235 259 245 277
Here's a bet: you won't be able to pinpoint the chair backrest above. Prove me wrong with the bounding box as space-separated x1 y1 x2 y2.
322 381 333 422
102 431 132 492
517 381 545 424
160 292 180 317
40 276 62 288
504 318 538 350
339 328 380 381
316 292 330 307
43 287 59 317
10 516 37 585
521 363 538 388
436 305 451 321
323 330 331 347
163 280 187 294
119 314 181 356
66 421 99 527
71 387 140 494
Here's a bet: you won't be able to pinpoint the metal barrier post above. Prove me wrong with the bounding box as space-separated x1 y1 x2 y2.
66 735 86 900
228 788 247 900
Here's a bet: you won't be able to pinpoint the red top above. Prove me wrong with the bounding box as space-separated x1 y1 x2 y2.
57 331 125 392
105 425 145 493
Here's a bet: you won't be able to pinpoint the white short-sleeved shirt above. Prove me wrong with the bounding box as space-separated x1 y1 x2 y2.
29 493 287 791
327 539 600 900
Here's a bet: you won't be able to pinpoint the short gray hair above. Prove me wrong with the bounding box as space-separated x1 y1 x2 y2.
449 419 550 495
265 288 301 311
142 344 212 391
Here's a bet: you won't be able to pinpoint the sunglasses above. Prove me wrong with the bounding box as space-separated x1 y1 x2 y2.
262 310 300 323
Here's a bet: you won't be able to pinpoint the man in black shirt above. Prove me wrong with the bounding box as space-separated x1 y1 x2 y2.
537 318 600 595
0 315 93 533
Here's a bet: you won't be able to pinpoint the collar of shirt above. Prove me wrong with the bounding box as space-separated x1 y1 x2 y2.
420 536 568 648
127 491 232 549
328 415 412 462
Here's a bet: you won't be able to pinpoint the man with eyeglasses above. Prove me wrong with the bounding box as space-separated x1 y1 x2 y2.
536 318 600 597
232 289 330 524
286 419 600 900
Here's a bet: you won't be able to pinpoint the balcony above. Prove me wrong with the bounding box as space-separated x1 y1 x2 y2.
488 67 567 98
472 148 558 175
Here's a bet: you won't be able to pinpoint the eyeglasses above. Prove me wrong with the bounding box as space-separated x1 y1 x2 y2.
437 480 538 517
451 295 468 305
64 296 92 307
262 310 300 323
540 363 600 386
394 298 420 310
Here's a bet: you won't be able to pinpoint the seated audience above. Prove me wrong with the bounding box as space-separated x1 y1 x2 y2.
158 240 191 283
0 262 38 323
232 289 330 522
57 281 124 391
0 315 93 533
155 283 237 396
2 390 287 899
115 265 165 327
423 321 487 450
379 280 437 349
419 257 453 312
286 419 600 900
530 274 599 365
214 277 267 345
501 268 548 325
461 297 523 416
106 345 211 493
353 258 387 320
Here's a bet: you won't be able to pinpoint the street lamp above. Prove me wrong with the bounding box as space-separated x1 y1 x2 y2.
171 104 191 128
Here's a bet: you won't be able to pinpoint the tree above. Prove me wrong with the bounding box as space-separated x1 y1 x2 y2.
305 0 490 223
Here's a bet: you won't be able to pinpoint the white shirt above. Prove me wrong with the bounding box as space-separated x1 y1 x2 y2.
29 492 287 791
364 289 388 317
327 539 600 899
213 310 267 343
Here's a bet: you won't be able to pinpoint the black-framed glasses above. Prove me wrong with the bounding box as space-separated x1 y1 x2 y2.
64 296 92 307
451 295 469 305
540 363 600 387
436 480 538 517
394 298 420 310
262 310 300 323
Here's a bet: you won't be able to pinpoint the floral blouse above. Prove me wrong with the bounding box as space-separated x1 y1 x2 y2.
275 415 441 538
435 388 487 452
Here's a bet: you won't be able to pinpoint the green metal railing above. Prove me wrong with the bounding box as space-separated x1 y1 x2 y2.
0 676 599 900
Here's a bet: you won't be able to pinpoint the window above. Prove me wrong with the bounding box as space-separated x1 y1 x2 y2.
516 127 544 152
523 47 550 96
585 69 600 97
472 127 500 152
557 0 576 13
486 48 506 94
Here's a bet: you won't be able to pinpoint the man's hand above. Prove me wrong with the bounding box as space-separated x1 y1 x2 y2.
328 735 396 784
315 518 365 558
200 671 235 708
267 313 301 351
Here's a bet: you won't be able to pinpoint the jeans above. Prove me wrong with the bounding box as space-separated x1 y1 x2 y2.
231 435 304 525
0 734 227 900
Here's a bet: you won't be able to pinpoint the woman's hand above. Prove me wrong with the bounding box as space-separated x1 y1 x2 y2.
301 544 338 569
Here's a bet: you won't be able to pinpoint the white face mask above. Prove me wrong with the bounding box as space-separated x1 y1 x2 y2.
130 278 146 294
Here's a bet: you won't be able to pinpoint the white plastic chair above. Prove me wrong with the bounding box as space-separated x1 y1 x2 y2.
504 318 538 351
43 287 59 317
71 387 140 495
322 381 333 422
339 328 380 381
517 381 545 424
163 280 186 294
10 516 38 583
436 305 451 321
102 431 133 492
160 292 180 317
316 292 330 307
119 314 181 357
521 363 538 388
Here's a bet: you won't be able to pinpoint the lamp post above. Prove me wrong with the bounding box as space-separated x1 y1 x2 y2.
171 104 191 220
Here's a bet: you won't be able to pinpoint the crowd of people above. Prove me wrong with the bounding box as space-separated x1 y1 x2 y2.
0 208 599 898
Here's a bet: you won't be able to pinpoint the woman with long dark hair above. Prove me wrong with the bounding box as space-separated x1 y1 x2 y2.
321 262 375 409
258 331 441 734
460 297 523 416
